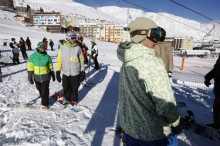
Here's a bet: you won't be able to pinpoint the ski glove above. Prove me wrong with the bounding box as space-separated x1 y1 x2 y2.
50 71 55 82
171 118 184 135
204 79 211 87
56 71 61 83
28 71 34 84
80 71 85 82
29 77 34 84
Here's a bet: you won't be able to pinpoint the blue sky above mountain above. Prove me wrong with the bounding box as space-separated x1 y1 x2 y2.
74 0 220 23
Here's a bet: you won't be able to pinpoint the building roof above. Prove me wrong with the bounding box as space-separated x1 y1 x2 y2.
14 14 24 17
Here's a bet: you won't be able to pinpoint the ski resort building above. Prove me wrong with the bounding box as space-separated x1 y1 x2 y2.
0 0 14 9
32 12 62 33
166 37 194 50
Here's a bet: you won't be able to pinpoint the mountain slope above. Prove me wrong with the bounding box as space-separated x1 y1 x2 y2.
97 6 220 42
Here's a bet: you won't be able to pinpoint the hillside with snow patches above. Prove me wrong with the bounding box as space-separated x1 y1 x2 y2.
13 0 220 43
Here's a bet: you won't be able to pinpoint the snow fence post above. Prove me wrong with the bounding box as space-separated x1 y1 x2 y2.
181 54 186 72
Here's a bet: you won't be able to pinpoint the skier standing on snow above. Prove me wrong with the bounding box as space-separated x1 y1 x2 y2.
42 37 48 50
49 39 54 51
26 37 32 50
56 39 65 56
91 40 100 70
9 38 20 64
154 27 173 77
27 42 55 108
56 33 85 105
77 35 89 65
204 55 220 130
19 37 28 60
117 17 181 145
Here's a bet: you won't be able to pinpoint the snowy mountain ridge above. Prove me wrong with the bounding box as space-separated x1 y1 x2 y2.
12 0 220 42
97 6 220 42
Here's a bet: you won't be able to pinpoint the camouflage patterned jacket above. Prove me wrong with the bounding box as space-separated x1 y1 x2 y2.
117 42 180 141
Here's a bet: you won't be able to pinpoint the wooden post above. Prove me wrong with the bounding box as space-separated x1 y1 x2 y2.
181 55 185 72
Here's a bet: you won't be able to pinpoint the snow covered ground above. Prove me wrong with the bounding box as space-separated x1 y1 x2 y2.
0 1 220 145
1 30 220 146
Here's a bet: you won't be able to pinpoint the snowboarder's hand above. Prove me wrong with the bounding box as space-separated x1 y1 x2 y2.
171 118 183 135
56 71 61 83
50 71 55 82
29 78 34 84
204 79 211 87
80 71 85 82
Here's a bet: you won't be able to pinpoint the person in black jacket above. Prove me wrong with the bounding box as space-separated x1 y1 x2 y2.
19 37 28 60
9 38 20 64
204 55 220 129
49 39 54 51
91 40 100 70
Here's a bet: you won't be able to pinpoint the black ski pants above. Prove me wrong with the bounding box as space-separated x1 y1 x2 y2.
35 80 50 106
62 74 80 102
213 85 220 128
92 55 100 70
27 45 32 50
21 50 28 60
12 52 20 64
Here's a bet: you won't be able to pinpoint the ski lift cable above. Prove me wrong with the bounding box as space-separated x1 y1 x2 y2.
202 21 215 45
169 0 220 25
122 0 210 34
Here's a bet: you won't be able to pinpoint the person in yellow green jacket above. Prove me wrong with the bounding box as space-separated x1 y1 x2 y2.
27 42 55 108
56 33 85 105
117 17 181 146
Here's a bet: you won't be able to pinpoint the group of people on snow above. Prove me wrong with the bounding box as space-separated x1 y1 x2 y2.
2 16 219 146
27 33 100 108
6 37 56 65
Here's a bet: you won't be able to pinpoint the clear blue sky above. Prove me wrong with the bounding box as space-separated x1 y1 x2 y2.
74 0 220 23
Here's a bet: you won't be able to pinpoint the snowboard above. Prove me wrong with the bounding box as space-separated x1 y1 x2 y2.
182 110 220 140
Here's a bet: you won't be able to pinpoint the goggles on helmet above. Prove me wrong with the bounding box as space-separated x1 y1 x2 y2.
147 28 162 43
130 27 162 43
40 43 46 49
69 35 77 41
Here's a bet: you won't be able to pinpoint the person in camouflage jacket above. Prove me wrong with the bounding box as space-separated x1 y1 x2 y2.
117 17 180 145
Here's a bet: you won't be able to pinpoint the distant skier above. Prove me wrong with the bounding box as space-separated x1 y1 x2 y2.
26 37 32 50
91 40 100 70
56 39 65 56
77 35 89 65
9 38 20 64
204 55 220 130
19 37 28 60
49 39 54 51
56 33 85 105
42 37 48 50
27 42 55 108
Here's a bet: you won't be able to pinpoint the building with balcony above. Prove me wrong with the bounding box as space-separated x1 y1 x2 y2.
32 12 61 33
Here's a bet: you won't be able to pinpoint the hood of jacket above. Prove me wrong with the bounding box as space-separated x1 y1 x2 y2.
117 41 156 63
